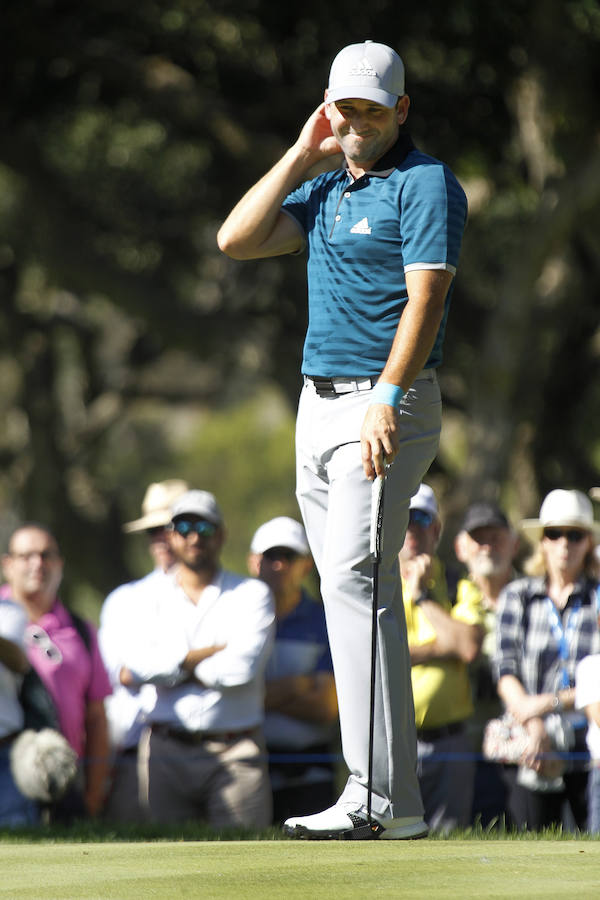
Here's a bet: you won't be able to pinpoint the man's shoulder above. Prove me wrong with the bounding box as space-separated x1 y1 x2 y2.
220 570 273 602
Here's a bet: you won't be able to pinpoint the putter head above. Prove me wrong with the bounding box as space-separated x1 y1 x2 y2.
341 820 384 840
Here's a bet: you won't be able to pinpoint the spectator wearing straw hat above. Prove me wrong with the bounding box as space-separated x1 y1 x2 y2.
494 488 600 831
98 479 189 822
129 490 275 828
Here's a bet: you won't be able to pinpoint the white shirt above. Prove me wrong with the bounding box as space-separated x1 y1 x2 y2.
121 568 275 732
0 594 28 737
575 654 600 760
99 571 160 750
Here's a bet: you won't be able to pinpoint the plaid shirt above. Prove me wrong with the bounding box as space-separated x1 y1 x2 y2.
494 575 600 695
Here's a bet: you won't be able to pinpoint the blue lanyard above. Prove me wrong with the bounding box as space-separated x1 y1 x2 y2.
546 596 582 689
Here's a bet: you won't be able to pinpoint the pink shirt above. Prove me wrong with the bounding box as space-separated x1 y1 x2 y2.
26 599 112 757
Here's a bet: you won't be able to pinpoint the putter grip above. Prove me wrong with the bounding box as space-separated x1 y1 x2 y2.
370 474 385 558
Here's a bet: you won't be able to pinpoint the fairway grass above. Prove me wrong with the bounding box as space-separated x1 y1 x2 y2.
2 839 600 899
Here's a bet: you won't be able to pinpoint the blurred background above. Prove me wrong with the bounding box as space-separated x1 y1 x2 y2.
1 0 599 617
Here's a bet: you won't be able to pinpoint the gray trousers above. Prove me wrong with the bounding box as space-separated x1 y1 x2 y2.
295 370 441 820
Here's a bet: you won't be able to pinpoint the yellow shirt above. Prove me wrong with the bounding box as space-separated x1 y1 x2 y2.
403 559 485 730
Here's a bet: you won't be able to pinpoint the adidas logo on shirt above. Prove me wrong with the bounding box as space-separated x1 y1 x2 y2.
350 217 372 235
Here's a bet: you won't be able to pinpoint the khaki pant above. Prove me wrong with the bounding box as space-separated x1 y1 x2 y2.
138 726 272 828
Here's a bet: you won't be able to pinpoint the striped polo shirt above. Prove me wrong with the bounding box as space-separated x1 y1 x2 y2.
281 135 468 377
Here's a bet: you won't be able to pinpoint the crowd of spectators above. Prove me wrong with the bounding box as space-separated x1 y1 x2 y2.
1 479 599 834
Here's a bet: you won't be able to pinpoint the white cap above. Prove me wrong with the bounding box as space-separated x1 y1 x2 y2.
170 490 223 526
409 483 438 519
250 517 310 556
123 479 190 533
521 489 600 540
326 40 405 108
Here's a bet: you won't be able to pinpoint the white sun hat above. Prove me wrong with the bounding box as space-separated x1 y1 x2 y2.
520 489 600 541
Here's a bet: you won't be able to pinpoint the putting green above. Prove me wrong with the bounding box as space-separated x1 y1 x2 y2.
2 839 600 898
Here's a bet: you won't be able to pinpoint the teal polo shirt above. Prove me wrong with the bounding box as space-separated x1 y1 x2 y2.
281 135 468 377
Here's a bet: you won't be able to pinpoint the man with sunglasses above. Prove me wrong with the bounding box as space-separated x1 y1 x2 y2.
247 517 338 824
399 484 485 832
99 479 189 823
121 490 275 827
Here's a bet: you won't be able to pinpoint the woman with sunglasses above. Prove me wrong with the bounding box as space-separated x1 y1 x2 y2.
494 489 600 831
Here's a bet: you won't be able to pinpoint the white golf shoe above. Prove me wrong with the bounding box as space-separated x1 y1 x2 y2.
283 803 428 840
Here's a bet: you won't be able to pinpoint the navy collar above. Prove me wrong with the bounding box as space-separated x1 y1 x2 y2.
343 133 415 181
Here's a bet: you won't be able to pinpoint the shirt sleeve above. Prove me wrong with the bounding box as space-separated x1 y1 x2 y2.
493 582 525 682
400 163 467 274
194 580 275 689
576 654 600 709
452 584 486 627
85 624 113 702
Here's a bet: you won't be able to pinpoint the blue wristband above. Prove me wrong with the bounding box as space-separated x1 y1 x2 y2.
369 381 405 408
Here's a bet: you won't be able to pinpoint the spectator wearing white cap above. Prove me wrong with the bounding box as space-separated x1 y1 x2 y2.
98 479 189 823
399 484 485 833
494 489 600 831
247 517 338 825
118 490 275 828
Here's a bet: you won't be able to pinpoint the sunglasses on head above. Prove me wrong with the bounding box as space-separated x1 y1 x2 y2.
171 519 218 538
262 547 299 563
543 528 588 543
25 625 63 665
409 508 434 529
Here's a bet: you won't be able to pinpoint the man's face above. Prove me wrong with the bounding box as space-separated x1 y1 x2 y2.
325 95 409 169
456 525 518 578
400 508 440 561
146 526 176 572
248 546 310 598
168 515 223 574
3 527 64 605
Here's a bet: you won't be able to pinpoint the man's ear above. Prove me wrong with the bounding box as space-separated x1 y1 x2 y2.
324 91 332 120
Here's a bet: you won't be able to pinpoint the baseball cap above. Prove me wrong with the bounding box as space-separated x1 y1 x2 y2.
520 489 600 540
460 502 509 535
123 479 190 533
326 40 405 108
409 484 438 519
250 517 310 556
170 490 223 527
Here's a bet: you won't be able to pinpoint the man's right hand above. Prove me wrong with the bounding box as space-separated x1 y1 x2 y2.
294 103 342 161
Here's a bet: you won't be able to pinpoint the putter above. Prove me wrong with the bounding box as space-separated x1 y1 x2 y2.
342 470 386 840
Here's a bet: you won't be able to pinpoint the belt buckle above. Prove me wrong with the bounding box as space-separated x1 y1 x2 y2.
311 377 337 397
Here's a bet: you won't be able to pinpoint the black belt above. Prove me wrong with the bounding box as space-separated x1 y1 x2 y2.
151 723 257 745
417 721 466 742
306 375 378 398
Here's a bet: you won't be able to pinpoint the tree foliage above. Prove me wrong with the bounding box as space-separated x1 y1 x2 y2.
1 0 599 607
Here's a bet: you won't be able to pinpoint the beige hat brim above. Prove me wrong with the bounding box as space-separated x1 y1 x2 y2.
122 511 172 533
590 488 600 501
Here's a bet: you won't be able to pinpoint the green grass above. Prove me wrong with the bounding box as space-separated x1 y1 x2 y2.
1 826 600 899
1 838 600 899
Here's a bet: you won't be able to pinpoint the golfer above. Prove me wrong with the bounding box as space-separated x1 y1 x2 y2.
218 40 467 839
